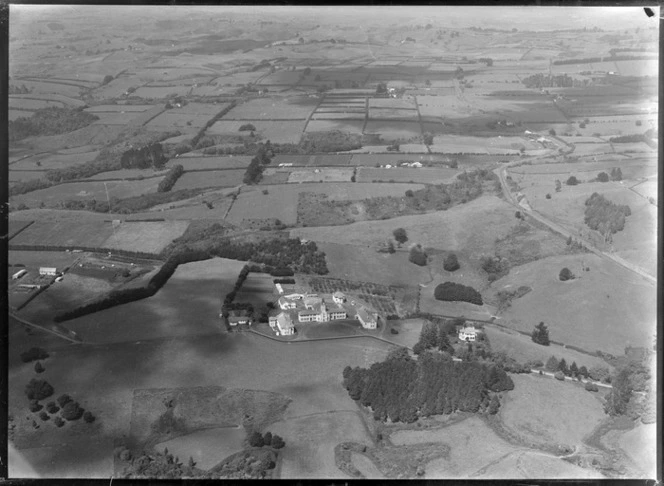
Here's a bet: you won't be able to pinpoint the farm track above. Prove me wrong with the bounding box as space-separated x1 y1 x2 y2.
9 313 82 345
246 328 412 351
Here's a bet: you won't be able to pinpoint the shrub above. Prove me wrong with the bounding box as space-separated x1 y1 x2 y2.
29 400 43 413
585 382 599 392
271 434 285 449
57 394 73 408
25 379 54 401
545 193 551 199
61 401 84 421
83 411 96 423
248 431 264 447
20 347 49 363
434 282 483 305
46 402 60 414
34 361 45 373
531 322 550 346
54 416 65 428
39 411 50 421
566 176 578 186
443 253 460 272
157 164 184 193
409 245 428 266
405 189 414 197
239 123 257 132
554 371 565 381
390 328 399 335
597 172 609 183
559 267 575 281
263 431 272 446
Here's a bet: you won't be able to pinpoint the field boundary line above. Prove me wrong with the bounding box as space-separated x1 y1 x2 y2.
8 220 35 240
245 328 412 350
9 313 82 344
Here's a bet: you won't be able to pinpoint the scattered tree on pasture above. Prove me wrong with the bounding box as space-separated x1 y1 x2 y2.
25 379 54 401
443 253 460 272
61 401 84 421
271 434 285 449
393 228 408 246
531 322 550 346
559 267 575 281
566 176 578 186
34 361 45 373
597 172 609 182
545 356 559 371
249 431 265 447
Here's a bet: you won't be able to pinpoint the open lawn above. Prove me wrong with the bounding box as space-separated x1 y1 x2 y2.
10 178 164 208
10 220 114 248
500 374 605 450
287 168 354 183
494 254 656 355
155 426 245 470
101 220 190 254
172 170 246 190
234 273 276 308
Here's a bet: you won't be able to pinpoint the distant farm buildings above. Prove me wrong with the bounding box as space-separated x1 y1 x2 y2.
269 311 295 336
39 267 57 276
227 310 251 326
356 307 377 329
12 269 27 280
332 291 346 304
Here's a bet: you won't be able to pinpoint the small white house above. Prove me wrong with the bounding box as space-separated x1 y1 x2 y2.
39 267 57 276
272 312 295 335
458 325 480 342
332 291 346 304
278 296 297 310
411 161 423 168
356 308 377 329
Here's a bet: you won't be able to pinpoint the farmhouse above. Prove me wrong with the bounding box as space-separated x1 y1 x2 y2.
228 310 251 326
39 267 57 276
458 325 480 342
278 296 297 310
356 307 377 329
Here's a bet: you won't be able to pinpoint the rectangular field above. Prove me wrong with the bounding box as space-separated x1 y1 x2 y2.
10 220 114 247
225 97 317 120
287 168 354 183
166 156 253 170
133 85 192 99
145 112 215 130
234 273 277 308
172 170 246 190
101 220 190 254
255 120 307 144
364 121 422 140
10 178 164 208
368 108 419 120
85 104 154 113
9 97 65 110
368 98 416 109
356 167 458 184
10 151 100 171
306 119 365 134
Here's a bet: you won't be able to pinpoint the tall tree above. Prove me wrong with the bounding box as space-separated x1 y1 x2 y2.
531 322 550 346
393 228 408 246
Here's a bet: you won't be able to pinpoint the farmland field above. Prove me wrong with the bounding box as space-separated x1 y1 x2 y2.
364 121 422 141
234 273 277 308
287 168 354 183
10 178 164 208
10 151 100 171
306 119 365 134
166 156 253 170
155 427 245 471
253 121 307 144
494 254 656 355
9 170 48 183
85 105 155 113
172 170 246 190
356 167 457 184
101 220 190 254
225 97 317 120
145 112 215 130
500 374 605 450
368 108 419 120
10 220 114 248
133 85 192 99
9 97 65 110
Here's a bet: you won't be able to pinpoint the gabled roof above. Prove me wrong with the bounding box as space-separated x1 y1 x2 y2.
356 307 376 322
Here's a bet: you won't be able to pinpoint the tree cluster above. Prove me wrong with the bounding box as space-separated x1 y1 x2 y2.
25 379 54 401
433 282 483 305
408 245 428 266
609 167 622 181
300 131 363 153
531 322 550 346
544 356 588 379
584 192 631 235
157 164 184 193
480 255 509 281
558 267 575 281
120 143 167 170
412 320 454 355
20 347 49 363
443 253 460 272
521 73 576 88
9 107 99 142
248 431 285 449
343 350 513 422
243 142 273 184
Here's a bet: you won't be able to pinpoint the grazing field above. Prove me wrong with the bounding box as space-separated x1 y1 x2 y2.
611 423 658 478
356 167 457 184
494 254 656 355
368 108 419 120
9 441 114 479
10 151 100 171
225 97 317 120
172 170 246 190
483 326 609 371
306 119 365 134
10 178 164 208
133 85 192 99
364 121 422 141
205 120 258 136
630 179 657 201
146 112 214 130
166 156 253 170
174 102 229 116
101 220 190 254
255 121 307 144
500 374 605 450
85 104 155 113
368 98 416 109
8 250 82 270
9 170 48 183
9 97 65 110
155 427 245 470
27 273 115 314
429 135 531 154
10 220 114 248
287 168 354 183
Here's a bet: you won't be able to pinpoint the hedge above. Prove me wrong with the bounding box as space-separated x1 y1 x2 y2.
53 250 211 322
157 164 184 193
433 282 483 306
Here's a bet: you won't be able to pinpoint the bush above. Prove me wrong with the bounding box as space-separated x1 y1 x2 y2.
554 371 565 381
271 434 285 449
20 347 49 363
597 172 609 183
34 361 45 373
434 282 483 305
239 123 257 132
390 328 399 335
29 400 43 413
585 382 599 392
61 401 84 421
443 253 460 272
559 267 575 281
25 379 54 401
54 416 65 427
157 164 184 193
408 246 428 266
83 411 96 423
57 394 73 408
566 176 578 186
39 411 50 421
46 402 60 414
248 431 264 447
545 193 551 199
263 431 272 446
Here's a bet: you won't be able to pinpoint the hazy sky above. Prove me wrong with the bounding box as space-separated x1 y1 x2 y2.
11 5 659 32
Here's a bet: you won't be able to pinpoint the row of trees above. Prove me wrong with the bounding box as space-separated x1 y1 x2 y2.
343 348 512 422
120 143 167 170
433 282 483 305
9 107 100 142
157 164 184 192
243 142 273 184
248 431 285 449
